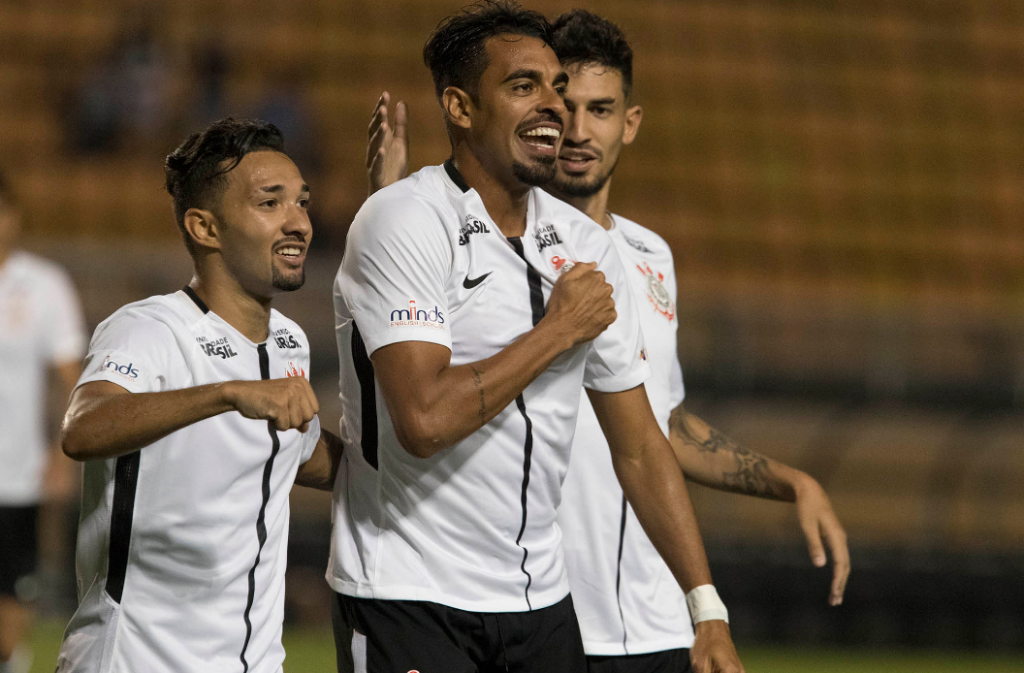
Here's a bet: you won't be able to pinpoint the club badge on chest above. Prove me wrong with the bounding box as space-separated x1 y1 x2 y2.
636 261 675 321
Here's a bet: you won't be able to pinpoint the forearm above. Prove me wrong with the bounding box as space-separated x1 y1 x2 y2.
668 405 808 501
613 428 714 592
62 383 235 460
295 428 345 491
389 319 574 456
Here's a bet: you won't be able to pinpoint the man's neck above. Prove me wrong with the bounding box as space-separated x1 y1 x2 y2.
451 145 531 238
188 266 272 344
551 179 614 230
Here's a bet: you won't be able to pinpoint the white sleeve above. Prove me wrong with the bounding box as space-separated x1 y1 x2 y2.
41 267 87 364
583 233 652 392
665 257 685 407
335 193 453 356
299 414 322 464
77 309 187 394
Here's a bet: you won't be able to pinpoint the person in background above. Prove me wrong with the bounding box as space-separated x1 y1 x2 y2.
0 170 86 673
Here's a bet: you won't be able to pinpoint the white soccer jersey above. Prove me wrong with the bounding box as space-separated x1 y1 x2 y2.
0 251 86 505
329 161 650 613
559 214 692 656
56 289 320 673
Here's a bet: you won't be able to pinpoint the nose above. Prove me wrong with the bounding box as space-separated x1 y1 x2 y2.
284 201 312 241
538 82 566 127
562 105 586 146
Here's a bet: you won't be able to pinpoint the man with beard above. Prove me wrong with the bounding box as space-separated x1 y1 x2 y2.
56 118 343 673
366 9 849 673
332 3 742 672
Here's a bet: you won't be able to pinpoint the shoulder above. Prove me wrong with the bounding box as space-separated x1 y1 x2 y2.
93 293 198 341
610 214 675 264
356 166 454 233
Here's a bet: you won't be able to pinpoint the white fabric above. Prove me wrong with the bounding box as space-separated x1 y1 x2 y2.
559 214 694 655
56 291 319 673
686 584 729 624
329 164 650 613
0 251 86 505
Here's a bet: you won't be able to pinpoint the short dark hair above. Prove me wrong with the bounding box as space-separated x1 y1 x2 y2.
423 0 552 104
164 118 285 256
552 10 634 100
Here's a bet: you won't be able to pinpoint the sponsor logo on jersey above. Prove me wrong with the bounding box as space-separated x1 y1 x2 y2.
102 355 140 382
623 232 654 253
550 255 576 274
273 328 301 350
196 335 238 359
636 261 675 321
534 223 563 253
463 272 490 289
286 362 306 378
390 299 445 329
458 215 491 246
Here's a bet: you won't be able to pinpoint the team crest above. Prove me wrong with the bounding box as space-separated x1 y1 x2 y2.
286 362 306 378
636 262 675 321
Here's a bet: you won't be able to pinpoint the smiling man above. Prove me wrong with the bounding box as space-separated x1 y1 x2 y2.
330 3 742 672
55 118 343 673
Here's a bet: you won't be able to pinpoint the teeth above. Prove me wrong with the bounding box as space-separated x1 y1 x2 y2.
277 247 301 256
522 127 560 138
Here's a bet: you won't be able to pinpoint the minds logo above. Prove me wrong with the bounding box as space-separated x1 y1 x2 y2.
102 355 140 382
390 299 445 330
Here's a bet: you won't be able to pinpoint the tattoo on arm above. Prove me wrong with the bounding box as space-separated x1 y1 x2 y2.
669 405 786 499
470 366 486 427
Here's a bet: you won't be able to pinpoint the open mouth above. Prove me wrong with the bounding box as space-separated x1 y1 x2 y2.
518 124 561 156
274 244 306 267
558 150 599 174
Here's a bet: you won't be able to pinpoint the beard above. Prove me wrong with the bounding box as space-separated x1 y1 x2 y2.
553 158 617 198
272 264 305 292
512 154 557 186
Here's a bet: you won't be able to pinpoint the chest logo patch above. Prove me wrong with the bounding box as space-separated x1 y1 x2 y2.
623 232 654 254
637 262 675 321
286 362 306 378
534 223 564 253
458 215 491 246
550 255 576 274
196 335 238 359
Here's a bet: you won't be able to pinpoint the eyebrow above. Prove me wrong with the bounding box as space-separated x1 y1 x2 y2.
587 97 617 106
259 184 310 194
501 68 543 84
554 71 569 87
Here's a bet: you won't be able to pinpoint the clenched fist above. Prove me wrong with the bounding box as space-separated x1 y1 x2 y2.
223 377 319 432
543 261 617 347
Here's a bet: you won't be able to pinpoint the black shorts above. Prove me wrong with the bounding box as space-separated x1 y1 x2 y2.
335 592 587 673
586 649 692 673
0 505 39 601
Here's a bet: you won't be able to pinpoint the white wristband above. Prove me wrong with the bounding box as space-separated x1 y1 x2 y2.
685 584 729 625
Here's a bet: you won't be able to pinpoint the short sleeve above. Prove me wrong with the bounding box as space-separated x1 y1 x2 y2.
299 414 322 464
668 353 685 407
41 267 87 364
77 309 186 394
335 193 453 356
582 232 652 392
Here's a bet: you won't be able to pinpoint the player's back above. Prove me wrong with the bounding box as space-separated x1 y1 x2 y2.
57 290 319 673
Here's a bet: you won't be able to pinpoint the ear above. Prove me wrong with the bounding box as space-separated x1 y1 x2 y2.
183 208 222 252
621 105 643 146
442 86 474 131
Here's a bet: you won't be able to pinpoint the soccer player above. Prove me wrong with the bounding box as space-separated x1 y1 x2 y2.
0 172 86 673
332 3 742 673
55 118 343 673
366 9 851 673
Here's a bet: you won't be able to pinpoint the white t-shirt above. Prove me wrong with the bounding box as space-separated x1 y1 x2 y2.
0 251 86 505
329 162 650 613
559 214 692 655
56 289 320 673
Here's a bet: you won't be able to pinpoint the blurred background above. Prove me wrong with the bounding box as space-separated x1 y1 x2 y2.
2 0 1022 670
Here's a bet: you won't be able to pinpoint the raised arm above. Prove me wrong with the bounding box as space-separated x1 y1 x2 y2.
668 403 850 605
372 262 615 458
62 377 318 461
588 385 744 673
367 91 408 195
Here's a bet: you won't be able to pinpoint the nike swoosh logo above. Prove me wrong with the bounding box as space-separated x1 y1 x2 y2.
463 272 491 289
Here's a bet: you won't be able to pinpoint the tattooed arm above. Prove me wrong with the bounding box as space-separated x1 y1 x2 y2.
668 403 850 606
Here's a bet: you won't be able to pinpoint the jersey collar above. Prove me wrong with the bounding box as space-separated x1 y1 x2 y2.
443 158 470 194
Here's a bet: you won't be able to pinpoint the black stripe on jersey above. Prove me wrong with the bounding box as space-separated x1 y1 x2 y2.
513 394 535 611
240 343 282 673
351 322 379 469
104 450 141 603
508 236 546 610
443 158 470 193
507 237 546 325
182 285 210 314
615 494 630 653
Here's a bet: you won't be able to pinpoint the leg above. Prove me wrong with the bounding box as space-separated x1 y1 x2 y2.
497 595 587 673
331 591 356 673
0 507 39 668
